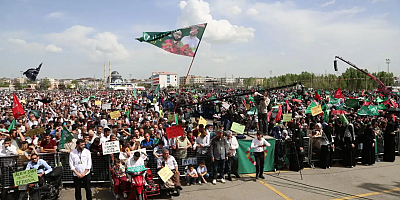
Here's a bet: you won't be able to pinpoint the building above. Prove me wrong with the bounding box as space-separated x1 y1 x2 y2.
219 77 235 84
152 71 178 88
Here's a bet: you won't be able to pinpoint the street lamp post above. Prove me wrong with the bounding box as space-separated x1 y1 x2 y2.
386 58 391 85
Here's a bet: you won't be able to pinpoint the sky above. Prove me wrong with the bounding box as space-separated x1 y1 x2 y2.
0 0 399 80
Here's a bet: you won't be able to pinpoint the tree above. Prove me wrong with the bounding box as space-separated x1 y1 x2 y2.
40 79 51 90
71 80 79 88
14 81 23 90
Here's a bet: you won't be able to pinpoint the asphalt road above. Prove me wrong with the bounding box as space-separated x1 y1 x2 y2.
60 158 400 200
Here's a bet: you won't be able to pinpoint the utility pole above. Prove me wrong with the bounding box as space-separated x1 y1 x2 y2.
386 59 391 86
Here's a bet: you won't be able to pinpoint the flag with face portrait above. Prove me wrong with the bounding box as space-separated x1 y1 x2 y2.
136 23 207 57
23 63 42 81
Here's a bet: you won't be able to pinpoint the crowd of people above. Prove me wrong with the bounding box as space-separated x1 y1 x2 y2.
0 86 399 200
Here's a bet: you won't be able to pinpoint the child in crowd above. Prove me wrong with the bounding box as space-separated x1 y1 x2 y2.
112 159 129 199
197 160 209 184
153 141 165 158
186 164 198 186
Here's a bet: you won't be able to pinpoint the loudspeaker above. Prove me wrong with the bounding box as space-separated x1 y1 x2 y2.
334 60 338 71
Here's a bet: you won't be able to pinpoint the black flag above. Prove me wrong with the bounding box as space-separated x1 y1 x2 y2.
23 63 42 81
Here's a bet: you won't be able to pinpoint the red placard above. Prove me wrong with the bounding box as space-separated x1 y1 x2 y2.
166 125 184 139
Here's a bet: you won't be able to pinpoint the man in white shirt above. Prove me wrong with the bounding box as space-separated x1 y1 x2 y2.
0 138 18 156
69 139 92 200
194 130 210 155
100 127 111 145
226 131 240 180
181 26 200 51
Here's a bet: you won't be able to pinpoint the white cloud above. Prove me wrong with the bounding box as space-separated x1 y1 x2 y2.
242 1 400 75
246 8 259 15
227 6 242 15
8 38 45 52
45 25 129 60
45 44 62 53
177 0 255 43
372 0 387 3
45 11 65 19
321 0 336 7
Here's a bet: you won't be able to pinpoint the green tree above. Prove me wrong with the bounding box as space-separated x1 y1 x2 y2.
40 79 51 90
71 80 79 88
14 81 23 90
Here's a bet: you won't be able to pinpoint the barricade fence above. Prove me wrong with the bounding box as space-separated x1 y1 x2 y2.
0 132 399 186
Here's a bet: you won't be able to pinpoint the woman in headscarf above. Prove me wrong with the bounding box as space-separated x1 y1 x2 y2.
320 122 334 169
362 123 375 165
343 118 356 168
383 113 396 162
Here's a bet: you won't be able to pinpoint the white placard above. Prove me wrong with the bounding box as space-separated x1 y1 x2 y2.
102 141 120 155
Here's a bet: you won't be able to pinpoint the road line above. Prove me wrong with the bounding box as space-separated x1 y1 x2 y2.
246 174 292 200
331 187 400 200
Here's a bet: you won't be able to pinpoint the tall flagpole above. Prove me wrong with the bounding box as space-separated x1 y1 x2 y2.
173 23 208 113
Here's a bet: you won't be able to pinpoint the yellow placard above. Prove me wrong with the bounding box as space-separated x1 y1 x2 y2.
157 166 174 183
199 116 207 127
110 111 121 119
230 122 245 134
282 114 292 122
311 105 323 116
95 101 102 106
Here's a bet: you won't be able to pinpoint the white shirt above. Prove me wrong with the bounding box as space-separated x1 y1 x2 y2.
0 140 18 156
226 136 239 156
181 36 200 50
69 148 92 176
197 165 207 174
127 156 145 168
251 138 271 152
187 168 197 176
194 135 210 154
100 135 110 145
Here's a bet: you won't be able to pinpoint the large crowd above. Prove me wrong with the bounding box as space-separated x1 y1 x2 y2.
0 86 399 200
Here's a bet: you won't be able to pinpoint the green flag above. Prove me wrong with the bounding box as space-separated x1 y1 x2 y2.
325 91 331 95
133 88 137 99
305 101 317 114
59 127 74 149
345 99 359 108
8 119 15 132
155 84 160 94
89 95 95 100
376 97 387 103
340 114 349 126
117 93 121 98
174 114 179 125
329 96 340 105
81 98 89 103
324 109 330 122
368 105 379 116
357 106 371 116
29 110 41 119
136 23 207 57
377 104 387 110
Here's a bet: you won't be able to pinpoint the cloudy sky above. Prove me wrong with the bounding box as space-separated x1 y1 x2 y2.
0 0 399 80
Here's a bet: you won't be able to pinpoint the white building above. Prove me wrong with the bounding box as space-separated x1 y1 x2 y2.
152 72 178 88
219 77 235 84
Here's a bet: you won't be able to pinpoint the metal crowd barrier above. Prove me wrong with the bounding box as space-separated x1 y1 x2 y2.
0 153 59 188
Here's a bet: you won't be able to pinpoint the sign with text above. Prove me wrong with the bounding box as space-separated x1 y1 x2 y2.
127 165 147 173
95 101 102 106
13 169 38 186
311 105 323 116
199 116 207 127
157 166 174 183
110 111 121 119
25 128 45 138
282 114 292 122
166 125 184 139
102 103 111 110
182 157 197 166
102 141 120 155
231 122 245 134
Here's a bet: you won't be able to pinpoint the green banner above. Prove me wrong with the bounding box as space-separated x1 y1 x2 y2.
13 169 38 186
127 165 147 173
237 139 275 174
136 23 207 57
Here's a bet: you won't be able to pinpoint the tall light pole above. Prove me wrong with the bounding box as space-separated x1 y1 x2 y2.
386 58 391 85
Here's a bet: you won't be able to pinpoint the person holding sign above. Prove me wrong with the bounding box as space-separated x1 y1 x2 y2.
25 153 52 185
157 149 182 190
250 132 271 179
69 139 92 200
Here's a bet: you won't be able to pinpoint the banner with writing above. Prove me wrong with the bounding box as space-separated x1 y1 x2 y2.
127 165 147 173
282 114 292 122
231 122 245 134
110 111 121 119
13 169 38 186
311 105 323 116
166 125 184 138
102 141 120 155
